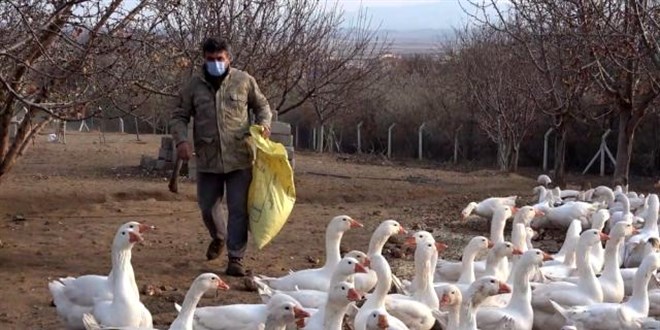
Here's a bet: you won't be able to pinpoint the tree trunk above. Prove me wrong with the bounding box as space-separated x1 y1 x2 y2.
613 110 642 185
0 112 50 184
511 143 520 172
553 124 568 188
497 141 510 171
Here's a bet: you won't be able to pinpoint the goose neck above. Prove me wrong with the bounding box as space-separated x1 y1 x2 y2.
324 230 344 269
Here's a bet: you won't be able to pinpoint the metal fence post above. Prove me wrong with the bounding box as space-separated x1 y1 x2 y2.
357 121 363 153
387 123 396 159
119 118 125 133
418 122 426 160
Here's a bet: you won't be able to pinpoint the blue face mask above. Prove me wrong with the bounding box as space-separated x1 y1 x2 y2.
206 60 226 77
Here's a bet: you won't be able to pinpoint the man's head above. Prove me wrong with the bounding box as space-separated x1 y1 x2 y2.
202 38 231 77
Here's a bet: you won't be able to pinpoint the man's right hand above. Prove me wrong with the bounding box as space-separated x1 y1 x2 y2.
176 141 193 161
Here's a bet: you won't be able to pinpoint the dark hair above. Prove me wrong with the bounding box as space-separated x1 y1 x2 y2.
202 38 231 55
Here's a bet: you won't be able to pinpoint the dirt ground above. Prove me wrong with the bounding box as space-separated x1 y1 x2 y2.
0 132 655 329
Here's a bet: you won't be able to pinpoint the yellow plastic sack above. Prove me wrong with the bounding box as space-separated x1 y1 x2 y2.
246 125 296 250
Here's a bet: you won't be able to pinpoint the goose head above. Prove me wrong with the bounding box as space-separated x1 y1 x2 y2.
513 205 542 226
266 293 310 324
494 205 517 221
366 309 389 329
467 276 511 303
329 281 362 303
404 231 448 253
374 219 407 238
113 226 143 250
120 221 155 234
610 221 637 241
461 202 479 219
344 250 370 268
328 215 363 233
639 253 660 275
334 257 368 276
590 209 610 231
537 174 552 186
578 229 609 249
191 273 230 293
438 284 462 308
467 236 493 254
493 241 523 259
522 248 553 266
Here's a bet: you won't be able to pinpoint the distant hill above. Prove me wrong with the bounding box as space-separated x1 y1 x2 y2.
339 1 506 54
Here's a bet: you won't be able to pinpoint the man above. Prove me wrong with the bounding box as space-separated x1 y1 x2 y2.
170 38 272 277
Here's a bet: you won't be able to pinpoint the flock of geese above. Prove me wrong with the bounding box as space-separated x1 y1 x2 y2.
47 174 660 330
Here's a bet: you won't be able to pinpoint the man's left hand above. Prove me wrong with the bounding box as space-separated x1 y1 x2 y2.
262 126 271 138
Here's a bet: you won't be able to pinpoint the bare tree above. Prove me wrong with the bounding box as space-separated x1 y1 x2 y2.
0 0 175 184
467 1 596 186
456 27 538 171
134 0 388 118
472 0 660 184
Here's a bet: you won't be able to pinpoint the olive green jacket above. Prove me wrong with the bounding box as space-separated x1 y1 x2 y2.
169 68 272 173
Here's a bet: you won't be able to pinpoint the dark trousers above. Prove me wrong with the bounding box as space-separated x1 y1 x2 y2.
197 169 252 259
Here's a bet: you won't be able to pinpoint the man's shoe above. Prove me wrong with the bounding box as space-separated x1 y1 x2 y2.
206 238 224 261
226 258 246 277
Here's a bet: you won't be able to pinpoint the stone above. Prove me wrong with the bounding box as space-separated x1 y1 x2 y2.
270 133 293 146
158 148 173 161
160 137 174 150
155 160 173 170
270 121 291 135
140 155 156 170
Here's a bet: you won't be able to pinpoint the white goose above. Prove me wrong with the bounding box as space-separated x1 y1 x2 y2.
82 273 230 330
621 237 660 296
354 254 409 330
377 240 444 329
531 200 598 230
624 194 659 268
550 253 660 330
352 220 407 294
394 232 446 308
191 292 310 330
476 249 552 330
365 309 398 329
435 236 493 285
531 229 609 330
476 241 523 283
542 219 582 267
588 209 610 273
461 196 517 219
90 228 152 328
546 221 637 303
254 256 368 309
49 221 154 329
256 215 362 291
457 276 512 330
299 281 361 330
609 192 636 231
436 284 462 329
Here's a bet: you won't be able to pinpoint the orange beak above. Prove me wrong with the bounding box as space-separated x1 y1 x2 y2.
354 263 368 274
377 314 389 329
128 231 143 244
295 318 305 328
512 248 523 255
436 242 449 252
439 293 450 306
217 280 230 290
542 252 554 261
347 288 362 302
600 232 610 241
398 226 408 235
138 223 155 233
498 282 512 294
362 257 371 268
293 306 310 319
535 210 545 217
349 219 364 229
487 240 494 248
511 206 519 214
